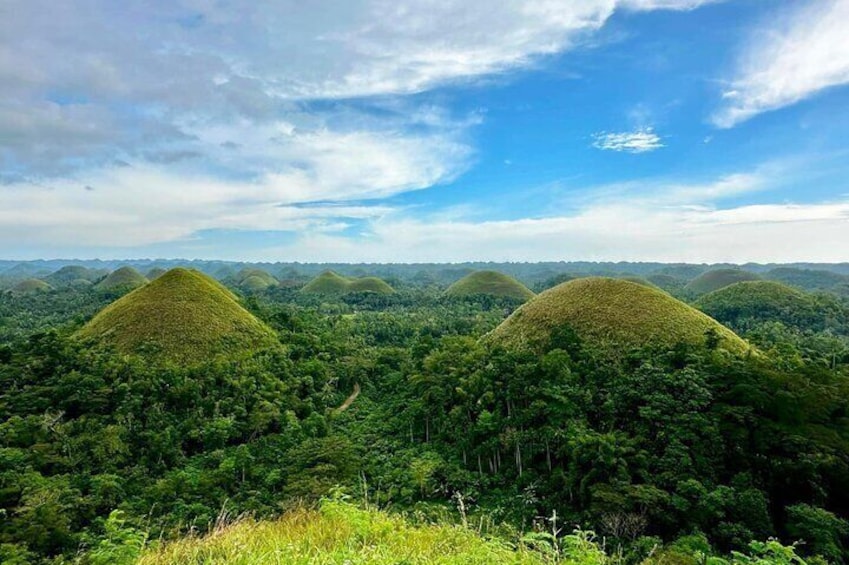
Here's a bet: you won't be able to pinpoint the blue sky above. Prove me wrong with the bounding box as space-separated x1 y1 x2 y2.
2 0 849 262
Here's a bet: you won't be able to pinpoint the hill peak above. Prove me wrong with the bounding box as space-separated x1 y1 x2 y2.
489 277 749 356
77 268 278 364
445 270 534 300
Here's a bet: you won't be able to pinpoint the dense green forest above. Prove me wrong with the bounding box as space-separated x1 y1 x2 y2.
2 262 849 564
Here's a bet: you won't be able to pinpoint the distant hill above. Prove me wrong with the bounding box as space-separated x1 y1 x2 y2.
764 267 847 292
445 270 534 300
646 273 687 293
348 276 396 294
684 269 761 295
236 268 278 291
77 268 279 364
302 270 395 295
146 267 168 280
7 278 52 294
94 266 148 293
43 265 108 286
489 277 749 356
696 281 847 333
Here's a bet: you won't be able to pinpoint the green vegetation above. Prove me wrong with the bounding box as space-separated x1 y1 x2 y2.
94 266 148 293
7 278 52 294
685 269 762 295
2 261 849 564
490 277 749 355
77 268 279 364
136 498 817 565
138 499 548 565
446 270 535 300
765 267 848 292
696 281 847 333
646 274 687 293
302 270 395 295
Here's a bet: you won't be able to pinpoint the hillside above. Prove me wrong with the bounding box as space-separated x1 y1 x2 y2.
685 268 761 295
646 273 687 293
696 281 846 332
77 268 279 364
302 270 395 295
95 266 148 293
446 270 535 300
489 277 749 355
146 267 168 280
137 500 549 565
617 275 659 289
7 278 52 294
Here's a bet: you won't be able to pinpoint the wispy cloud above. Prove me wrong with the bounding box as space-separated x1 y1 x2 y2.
619 0 723 11
714 0 849 128
592 128 665 153
253 167 849 264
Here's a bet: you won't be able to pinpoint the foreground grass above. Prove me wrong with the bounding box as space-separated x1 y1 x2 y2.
137 500 550 565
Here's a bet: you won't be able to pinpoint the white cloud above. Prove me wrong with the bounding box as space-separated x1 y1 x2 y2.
714 0 849 128
592 128 665 153
226 165 849 264
259 194 849 264
0 0 720 180
620 0 722 10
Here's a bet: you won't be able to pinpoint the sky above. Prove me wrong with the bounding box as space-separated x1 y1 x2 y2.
2 0 849 263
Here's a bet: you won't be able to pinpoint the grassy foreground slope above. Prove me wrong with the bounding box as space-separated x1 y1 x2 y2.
138 500 554 565
135 500 811 565
446 270 535 300
490 277 749 355
77 268 279 364
685 268 761 295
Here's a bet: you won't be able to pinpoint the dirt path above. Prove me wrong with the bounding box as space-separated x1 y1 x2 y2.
333 382 360 414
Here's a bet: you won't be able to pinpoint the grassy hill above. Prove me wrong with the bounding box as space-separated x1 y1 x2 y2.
302 270 395 295
489 277 749 355
695 281 845 332
77 268 279 364
236 268 277 291
137 500 550 565
95 266 148 293
44 265 108 286
7 278 52 294
348 276 396 294
445 270 534 300
302 270 351 294
685 269 761 295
